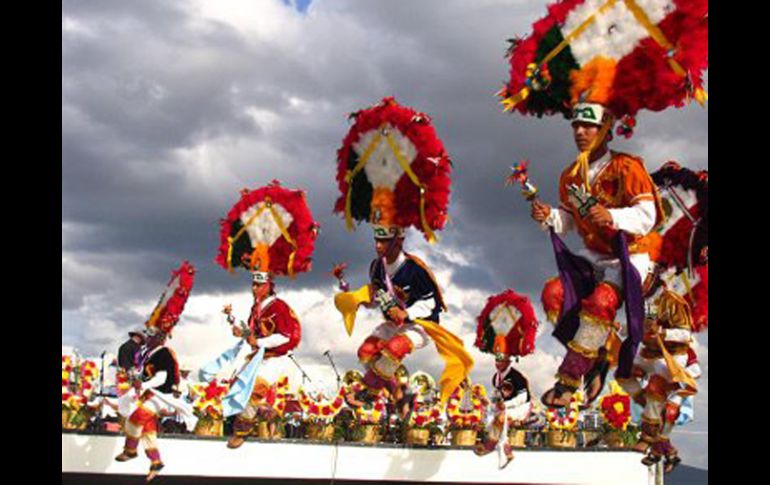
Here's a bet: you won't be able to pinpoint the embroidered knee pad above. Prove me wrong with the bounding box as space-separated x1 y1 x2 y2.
580 282 621 324
383 334 414 361
541 276 564 324
357 336 385 364
645 374 670 402
663 402 681 425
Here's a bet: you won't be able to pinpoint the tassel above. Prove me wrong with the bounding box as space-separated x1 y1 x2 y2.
694 88 708 107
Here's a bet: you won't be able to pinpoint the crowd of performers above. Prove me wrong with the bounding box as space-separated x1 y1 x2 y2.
63 1 708 481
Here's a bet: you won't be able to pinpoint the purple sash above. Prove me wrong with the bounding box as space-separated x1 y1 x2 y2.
549 229 644 378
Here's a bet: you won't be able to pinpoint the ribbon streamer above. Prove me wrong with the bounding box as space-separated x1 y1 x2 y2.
502 0 707 111
384 131 437 243
568 117 613 191
502 0 619 111
622 0 686 77
414 318 474 405
226 203 269 271
226 196 298 276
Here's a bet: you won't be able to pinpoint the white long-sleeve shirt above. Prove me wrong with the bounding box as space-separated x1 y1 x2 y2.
544 151 657 236
541 151 657 286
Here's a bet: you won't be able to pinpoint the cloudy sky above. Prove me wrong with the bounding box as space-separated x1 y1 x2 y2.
62 0 707 469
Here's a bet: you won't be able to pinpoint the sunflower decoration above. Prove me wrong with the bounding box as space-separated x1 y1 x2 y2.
409 401 444 429
62 355 73 392
599 381 632 430
498 0 708 131
354 392 388 425
192 379 230 420
79 360 99 399
445 384 487 430
333 97 452 243
145 260 196 336
475 289 539 357
298 387 347 422
272 376 291 416
545 390 584 431
216 180 319 277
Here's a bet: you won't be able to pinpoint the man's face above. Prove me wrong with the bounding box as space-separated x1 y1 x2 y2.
146 332 165 349
374 237 403 261
495 358 511 372
252 282 271 301
572 121 603 152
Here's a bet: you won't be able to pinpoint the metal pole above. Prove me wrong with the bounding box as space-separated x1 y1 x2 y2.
287 353 312 384
323 350 341 388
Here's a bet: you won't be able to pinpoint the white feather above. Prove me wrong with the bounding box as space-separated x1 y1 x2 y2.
240 201 294 247
562 0 674 65
352 123 417 190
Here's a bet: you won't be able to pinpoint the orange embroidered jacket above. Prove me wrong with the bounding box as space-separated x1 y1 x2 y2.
558 151 663 256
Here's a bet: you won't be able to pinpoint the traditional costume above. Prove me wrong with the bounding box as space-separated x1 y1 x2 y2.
358 241 448 394
473 291 537 468
207 180 317 449
540 123 664 403
623 162 708 471
332 97 473 405
115 261 197 482
497 0 708 409
227 290 302 445
620 283 698 471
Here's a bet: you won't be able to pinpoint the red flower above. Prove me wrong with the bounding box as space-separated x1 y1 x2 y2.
601 394 631 430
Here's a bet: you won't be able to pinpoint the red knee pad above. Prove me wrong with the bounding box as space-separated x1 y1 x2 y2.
541 276 564 323
357 336 385 363
129 406 157 429
664 402 680 424
383 334 414 361
645 374 669 401
581 282 621 323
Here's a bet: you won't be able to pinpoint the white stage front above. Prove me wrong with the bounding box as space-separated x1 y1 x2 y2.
62 431 663 484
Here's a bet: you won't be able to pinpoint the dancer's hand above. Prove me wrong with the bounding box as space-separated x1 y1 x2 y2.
587 204 613 228
222 304 233 315
387 307 408 324
531 200 551 223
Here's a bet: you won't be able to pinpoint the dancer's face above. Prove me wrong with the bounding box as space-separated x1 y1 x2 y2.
374 237 403 263
252 281 272 301
572 121 604 152
495 358 511 372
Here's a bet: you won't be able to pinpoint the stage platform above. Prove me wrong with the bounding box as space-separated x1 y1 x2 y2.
62 430 663 484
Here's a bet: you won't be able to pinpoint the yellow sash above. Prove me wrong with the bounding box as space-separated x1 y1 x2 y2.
413 318 474 405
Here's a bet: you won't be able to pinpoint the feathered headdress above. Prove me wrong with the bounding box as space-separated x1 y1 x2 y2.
498 0 708 124
145 261 196 335
649 162 708 331
334 97 452 243
474 290 539 357
216 180 318 278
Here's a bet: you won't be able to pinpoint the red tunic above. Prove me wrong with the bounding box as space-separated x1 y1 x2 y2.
248 297 301 358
